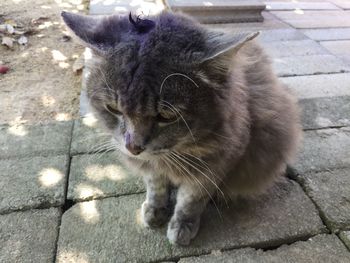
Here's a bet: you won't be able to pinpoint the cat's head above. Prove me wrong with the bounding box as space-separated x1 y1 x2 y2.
62 11 258 159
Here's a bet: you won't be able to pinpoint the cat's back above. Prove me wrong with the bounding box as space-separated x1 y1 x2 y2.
222 40 302 197
233 40 299 126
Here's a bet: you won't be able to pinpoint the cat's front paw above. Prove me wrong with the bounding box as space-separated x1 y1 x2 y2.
167 217 200 246
141 201 170 228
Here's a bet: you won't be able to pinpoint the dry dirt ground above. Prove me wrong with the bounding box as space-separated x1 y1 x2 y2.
0 0 89 125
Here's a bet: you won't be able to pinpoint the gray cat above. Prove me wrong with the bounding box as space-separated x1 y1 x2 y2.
62 11 301 246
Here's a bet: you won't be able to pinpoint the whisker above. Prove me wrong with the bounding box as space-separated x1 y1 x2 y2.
165 154 205 201
161 100 195 142
172 152 225 199
159 72 199 94
182 152 229 208
169 152 222 218
86 140 114 154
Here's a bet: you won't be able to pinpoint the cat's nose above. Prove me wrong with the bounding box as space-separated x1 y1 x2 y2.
126 142 145 155
125 132 145 155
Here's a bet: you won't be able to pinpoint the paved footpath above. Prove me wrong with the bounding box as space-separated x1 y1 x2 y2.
1 1 350 262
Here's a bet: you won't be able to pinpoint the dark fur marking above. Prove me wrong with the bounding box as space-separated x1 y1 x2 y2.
129 13 155 34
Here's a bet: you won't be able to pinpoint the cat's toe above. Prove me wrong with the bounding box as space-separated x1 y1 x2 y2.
167 217 200 246
141 201 170 228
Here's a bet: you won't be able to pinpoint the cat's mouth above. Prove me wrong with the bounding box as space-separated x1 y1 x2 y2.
119 146 170 160
149 149 170 155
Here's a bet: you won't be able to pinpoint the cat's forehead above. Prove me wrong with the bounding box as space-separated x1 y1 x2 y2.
110 13 206 64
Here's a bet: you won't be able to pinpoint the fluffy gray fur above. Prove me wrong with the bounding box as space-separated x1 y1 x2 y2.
62 11 301 246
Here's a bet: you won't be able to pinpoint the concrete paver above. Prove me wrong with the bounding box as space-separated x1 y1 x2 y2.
299 96 350 130
57 180 325 262
262 39 329 58
295 127 350 174
209 11 292 31
89 0 165 16
330 0 350 10
273 54 350 77
0 155 68 214
281 73 350 129
70 117 110 156
301 28 350 41
0 208 60 263
0 121 72 159
298 168 350 231
68 152 144 201
168 0 265 23
271 10 350 29
265 1 340 11
179 234 350 263
320 40 350 56
258 28 308 42
281 73 350 100
339 231 350 250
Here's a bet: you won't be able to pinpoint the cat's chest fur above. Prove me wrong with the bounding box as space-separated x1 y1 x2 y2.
121 154 189 186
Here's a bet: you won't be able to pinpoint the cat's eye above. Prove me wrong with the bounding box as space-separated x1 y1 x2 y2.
157 113 178 124
106 104 122 116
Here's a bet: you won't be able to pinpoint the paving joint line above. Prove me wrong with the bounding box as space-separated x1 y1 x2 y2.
289 174 332 234
70 148 116 157
279 69 350 78
62 190 147 210
151 232 329 263
336 232 350 252
303 125 350 132
52 120 75 263
279 70 350 79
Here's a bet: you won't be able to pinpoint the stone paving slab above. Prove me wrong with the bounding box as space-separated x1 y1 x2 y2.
273 54 350 77
57 180 325 263
297 168 350 231
271 10 350 28
179 234 350 263
299 96 350 130
262 39 329 58
70 117 110 155
301 28 350 41
0 208 60 263
342 55 350 66
0 155 68 214
265 1 340 11
280 73 350 99
168 0 265 23
295 127 350 174
209 12 291 31
331 0 350 10
68 151 144 201
89 0 165 16
258 28 308 42
320 40 350 56
0 121 72 159
340 231 350 250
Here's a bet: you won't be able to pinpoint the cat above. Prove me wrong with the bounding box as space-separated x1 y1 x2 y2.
62 11 301 246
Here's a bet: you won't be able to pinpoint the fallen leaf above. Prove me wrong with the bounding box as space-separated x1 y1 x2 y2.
18 35 28 45
1 36 14 48
0 65 9 74
72 54 84 74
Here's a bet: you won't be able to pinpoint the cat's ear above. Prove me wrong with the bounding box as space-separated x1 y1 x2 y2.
200 31 260 66
61 11 123 54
